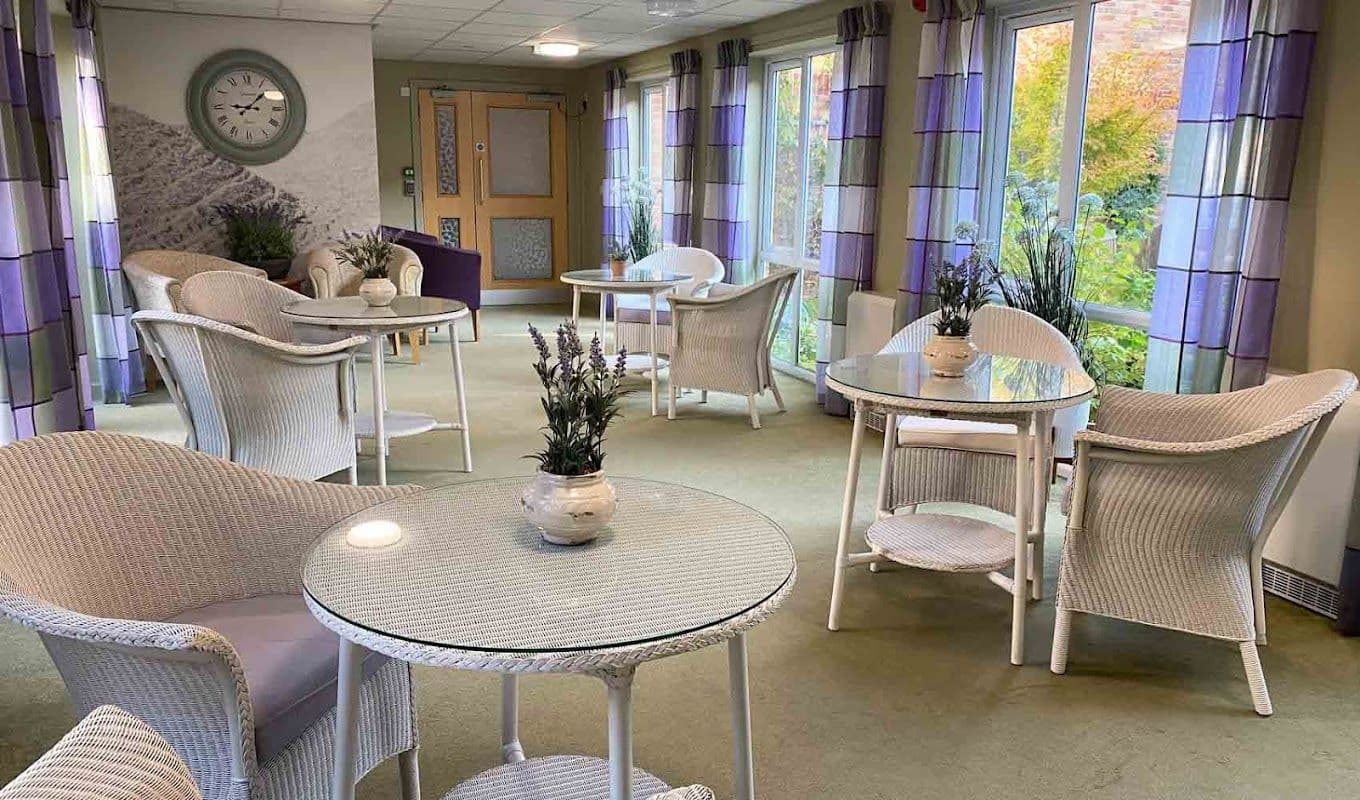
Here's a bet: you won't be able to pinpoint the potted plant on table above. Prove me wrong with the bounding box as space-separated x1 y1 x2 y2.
607 238 630 277
211 199 306 280
925 223 996 377
521 322 628 545
335 228 397 307
622 177 660 265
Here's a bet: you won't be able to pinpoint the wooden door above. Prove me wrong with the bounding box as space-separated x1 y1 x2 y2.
469 92 569 290
419 90 476 251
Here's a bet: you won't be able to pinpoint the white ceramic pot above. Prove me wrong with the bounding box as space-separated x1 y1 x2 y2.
520 469 617 545
359 277 397 307
923 334 979 377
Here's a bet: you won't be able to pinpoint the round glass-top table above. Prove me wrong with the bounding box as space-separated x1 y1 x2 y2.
304 477 795 800
824 352 1094 666
282 296 471 484
560 269 692 417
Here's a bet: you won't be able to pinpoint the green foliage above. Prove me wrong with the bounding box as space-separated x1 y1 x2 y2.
621 177 659 264
606 238 629 262
333 229 395 280
527 323 628 476
211 199 305 265
933 223 996 337
1087 322 1148 392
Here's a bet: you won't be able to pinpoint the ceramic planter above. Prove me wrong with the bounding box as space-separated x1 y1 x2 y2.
609 258 628 277
923 333 979 377
359 277 397 307
520 469 617 545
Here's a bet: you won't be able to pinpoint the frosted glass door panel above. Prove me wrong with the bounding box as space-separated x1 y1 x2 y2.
488 107 551 196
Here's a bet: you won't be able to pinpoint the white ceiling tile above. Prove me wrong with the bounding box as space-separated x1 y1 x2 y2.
378 5 483 22
705 0 796 17
387 0 502 10
279 9 376 22
108 0 176 10
472 11 579 28
172 0 279 14
493 0 603 14
454 22 553 36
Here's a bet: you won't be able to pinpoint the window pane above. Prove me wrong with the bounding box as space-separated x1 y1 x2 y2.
803 53 835 261
769 66 803 251
797 270 819 370
1000 21 1073 275
1074 0 1191 312
1087 321 1148 388
767 259 798 364
646 88 665 236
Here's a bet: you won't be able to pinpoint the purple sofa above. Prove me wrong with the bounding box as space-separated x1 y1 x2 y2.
381 226 483 340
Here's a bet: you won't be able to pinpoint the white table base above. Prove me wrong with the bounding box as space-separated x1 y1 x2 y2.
827 403 1055 665
571 285 668 417
443 756 668 800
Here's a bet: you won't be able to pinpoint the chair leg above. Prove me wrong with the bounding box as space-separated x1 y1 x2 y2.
668 382 678 420
409 331 422 364
747 394 761 429
472 309 481 342
1050 608 1073 674
769 375 786 411
1240 641 1273 716
398 748 421 800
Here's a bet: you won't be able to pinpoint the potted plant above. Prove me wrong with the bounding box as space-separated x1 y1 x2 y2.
924 223 995 377
622 177 660 265
211 199 306 280
334 228 397 307
520 322 629 545
607 238 630 277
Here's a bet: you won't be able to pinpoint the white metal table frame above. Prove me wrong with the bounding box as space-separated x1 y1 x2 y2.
283 299 472 485
303 479 794 800
561 272 689 417
824 376 1091 666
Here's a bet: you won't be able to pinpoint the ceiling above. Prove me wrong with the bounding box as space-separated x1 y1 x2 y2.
107 0 820 66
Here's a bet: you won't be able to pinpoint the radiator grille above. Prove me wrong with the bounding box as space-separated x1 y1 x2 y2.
1262 561 1341 619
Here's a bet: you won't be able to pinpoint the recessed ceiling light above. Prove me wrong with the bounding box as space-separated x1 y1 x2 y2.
646 0 699 18
533 41 580 58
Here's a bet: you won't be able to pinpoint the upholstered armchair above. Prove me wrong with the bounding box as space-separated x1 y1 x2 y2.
616 248 725 358
133 310 364 482
0 432 423 800
122 250 266 313
1 705 203 800
1051 370 1356 716
382 227 483 343
666 268 796 429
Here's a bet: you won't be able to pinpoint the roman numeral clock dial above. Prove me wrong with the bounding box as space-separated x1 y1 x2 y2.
187 50 307 165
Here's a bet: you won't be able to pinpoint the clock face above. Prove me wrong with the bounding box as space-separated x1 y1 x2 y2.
187 50 307 165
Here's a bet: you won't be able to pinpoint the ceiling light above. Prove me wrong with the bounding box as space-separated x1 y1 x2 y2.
646 0 699 18
533 41 580 58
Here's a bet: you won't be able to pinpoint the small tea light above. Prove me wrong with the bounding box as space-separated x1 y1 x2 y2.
347 520 402 548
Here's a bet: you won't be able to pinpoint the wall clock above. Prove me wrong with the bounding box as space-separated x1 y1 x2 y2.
186 49 306 165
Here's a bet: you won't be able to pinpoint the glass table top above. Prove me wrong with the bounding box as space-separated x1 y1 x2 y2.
282 295 467 322
560 269 691 286
826 352 1095 407
303 478 795 654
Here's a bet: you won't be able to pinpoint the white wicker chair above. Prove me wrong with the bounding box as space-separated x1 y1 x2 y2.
180 270 344 346
300 242 425 360
123 250 267 313
0 432 423 800
1 705 203 800
666 268 796 429
1051 370 1357 716
132 310 364 482
616 248 725 358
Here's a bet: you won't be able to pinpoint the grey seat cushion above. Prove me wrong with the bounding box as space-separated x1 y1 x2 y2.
168 594 389 763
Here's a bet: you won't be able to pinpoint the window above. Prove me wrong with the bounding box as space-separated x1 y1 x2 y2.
759 50 834 374
985 0 1192 387
638 83 666 237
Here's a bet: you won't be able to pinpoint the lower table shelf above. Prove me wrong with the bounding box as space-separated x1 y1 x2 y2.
355 410 439 440
442 755 670 800
615 352 669 373
866 513 1016 574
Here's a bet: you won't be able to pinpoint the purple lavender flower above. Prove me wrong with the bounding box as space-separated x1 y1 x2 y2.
528 324 550 362
613 348 628 380
589 334 607 375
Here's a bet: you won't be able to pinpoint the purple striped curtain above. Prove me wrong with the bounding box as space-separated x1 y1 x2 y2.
896 0 985 328
602 67 630 261
0 0 94 444
1145 0 1320 393
662 49 699 247
701 38 750 283
70 0 141 403
816 3 889 415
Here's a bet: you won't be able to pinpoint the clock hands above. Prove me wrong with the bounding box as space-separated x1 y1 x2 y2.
233 92 268 116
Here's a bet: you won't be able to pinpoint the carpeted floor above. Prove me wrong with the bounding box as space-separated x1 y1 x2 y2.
3 305 1359 799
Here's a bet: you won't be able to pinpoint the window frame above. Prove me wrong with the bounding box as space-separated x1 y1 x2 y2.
637 81 667 236
981 0 1156 331
757 46 837 377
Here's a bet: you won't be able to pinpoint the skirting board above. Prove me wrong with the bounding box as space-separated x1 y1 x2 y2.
483 288 572 306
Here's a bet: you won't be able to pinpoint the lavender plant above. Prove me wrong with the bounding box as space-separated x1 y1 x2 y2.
527 322 629 476
932 222 997 337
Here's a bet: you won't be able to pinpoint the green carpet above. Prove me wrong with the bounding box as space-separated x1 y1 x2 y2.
3 305 1359 799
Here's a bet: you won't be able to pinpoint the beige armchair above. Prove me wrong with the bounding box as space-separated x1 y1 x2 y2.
122 250 266 313
0 432 422 800
300 242 424 359
1 705 203 800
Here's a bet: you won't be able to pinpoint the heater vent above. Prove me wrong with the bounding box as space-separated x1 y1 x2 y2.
1262 561 1341 619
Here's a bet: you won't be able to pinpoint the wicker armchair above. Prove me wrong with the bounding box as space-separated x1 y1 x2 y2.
666 268 796 429
301 242 424 358
132 311 364 482
123 250 266 313
180 271 344 346
1 705 202 800
1051 370 1357 716
616 248 725 358
0 432 422 800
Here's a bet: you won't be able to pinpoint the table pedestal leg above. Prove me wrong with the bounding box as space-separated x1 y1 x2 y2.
600 291 608 345
332 640 363 800
572 286 581 325
501 674 524 763
649 291 659 417
605 669 634 800
1030 410 1054 601
828 402 868 630
370 335 388 486
450 320 472 472
729 634 755 800
1010 414 1034 665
